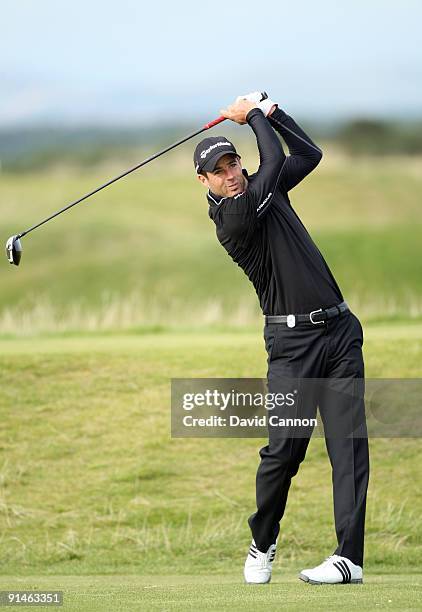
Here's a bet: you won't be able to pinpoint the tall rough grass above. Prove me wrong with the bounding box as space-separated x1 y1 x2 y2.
1 292 422 335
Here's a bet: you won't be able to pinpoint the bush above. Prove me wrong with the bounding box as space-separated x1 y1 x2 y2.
336 119 422 155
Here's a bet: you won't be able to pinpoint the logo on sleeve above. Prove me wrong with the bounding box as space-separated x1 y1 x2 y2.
257 192 272 212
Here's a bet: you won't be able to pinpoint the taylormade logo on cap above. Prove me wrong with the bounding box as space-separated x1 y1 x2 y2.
193 136 238 174
200 141 232 160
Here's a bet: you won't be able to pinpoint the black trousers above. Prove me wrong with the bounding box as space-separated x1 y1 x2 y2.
248 310 370 567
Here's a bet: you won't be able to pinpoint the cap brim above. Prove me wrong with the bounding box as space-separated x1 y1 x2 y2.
199 150 240 174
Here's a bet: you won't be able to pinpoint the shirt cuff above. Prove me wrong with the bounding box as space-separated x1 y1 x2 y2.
246 107 265 123
268 106 289 124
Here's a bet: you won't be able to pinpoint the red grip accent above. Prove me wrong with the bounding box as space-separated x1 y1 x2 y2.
203 116 226 130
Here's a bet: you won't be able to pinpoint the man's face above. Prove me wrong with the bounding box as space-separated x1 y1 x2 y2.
197 154 247 198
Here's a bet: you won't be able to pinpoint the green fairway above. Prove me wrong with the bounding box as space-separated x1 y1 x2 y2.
0 574 421 611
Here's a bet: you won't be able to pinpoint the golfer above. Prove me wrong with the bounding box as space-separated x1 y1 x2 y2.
193 93 369 585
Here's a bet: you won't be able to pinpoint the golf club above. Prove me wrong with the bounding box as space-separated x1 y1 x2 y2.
5 105 260 267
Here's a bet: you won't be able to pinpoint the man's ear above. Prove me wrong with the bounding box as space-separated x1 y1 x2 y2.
197 173 209 187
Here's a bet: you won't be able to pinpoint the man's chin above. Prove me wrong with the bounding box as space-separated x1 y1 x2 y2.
227 186 243 196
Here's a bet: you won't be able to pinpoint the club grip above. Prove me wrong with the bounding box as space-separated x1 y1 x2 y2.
203 116 226 130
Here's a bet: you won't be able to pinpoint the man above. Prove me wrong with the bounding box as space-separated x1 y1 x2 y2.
193 93 369 585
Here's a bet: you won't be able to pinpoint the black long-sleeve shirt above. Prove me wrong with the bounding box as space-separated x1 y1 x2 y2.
207 107 344 315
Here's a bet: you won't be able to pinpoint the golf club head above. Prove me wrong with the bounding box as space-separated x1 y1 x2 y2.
5 235 22 266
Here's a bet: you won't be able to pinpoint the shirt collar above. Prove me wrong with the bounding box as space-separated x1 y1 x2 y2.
207 190 224 206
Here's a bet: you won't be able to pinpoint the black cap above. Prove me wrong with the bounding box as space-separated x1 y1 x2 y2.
193 136 239 174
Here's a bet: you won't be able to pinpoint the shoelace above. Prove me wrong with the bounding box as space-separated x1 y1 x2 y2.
249 543 276 567
320 555 351 570
320 555 337 567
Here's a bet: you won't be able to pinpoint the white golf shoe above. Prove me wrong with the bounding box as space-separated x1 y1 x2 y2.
244 539 277 584
299 554 363 584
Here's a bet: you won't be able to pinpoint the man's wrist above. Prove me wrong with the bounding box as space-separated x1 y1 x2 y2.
267 106 288 123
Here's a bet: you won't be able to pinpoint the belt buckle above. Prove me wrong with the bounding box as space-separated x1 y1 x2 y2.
286 314 296 328
309 308 325 325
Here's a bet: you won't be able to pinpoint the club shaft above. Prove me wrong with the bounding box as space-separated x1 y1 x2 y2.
17 117 226 239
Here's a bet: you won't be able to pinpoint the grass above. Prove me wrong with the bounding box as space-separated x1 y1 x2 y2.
0 325 421 579
0 574 421 611
1 151 422 333
1 151 421 609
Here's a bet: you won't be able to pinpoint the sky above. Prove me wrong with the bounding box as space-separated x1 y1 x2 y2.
1 0 421 126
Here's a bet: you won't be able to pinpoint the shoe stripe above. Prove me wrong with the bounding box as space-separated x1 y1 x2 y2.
249 542 276 561
339 559 351 583
339 560 351 583
249 551 257 559
333 561 347 583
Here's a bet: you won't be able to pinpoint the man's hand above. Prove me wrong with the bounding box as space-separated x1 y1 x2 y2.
238 91 278 117
237 91 264 104
220 99 260 125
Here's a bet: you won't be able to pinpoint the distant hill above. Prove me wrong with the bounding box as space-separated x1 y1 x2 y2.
1 118 422 171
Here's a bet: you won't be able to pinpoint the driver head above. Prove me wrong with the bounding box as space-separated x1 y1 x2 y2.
5 235 22 266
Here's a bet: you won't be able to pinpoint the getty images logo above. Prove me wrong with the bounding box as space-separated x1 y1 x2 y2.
200 141 231 159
